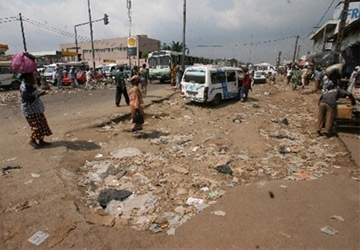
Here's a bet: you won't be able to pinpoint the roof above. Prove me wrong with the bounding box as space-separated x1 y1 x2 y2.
309 20 338 40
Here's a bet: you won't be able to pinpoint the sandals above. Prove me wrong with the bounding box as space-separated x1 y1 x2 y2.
29 140 40 149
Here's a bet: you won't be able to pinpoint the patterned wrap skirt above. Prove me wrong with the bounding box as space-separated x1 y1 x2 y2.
26 113 52 140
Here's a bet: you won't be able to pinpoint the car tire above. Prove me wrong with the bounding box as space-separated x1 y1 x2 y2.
11 80 21 90
211 94 221 106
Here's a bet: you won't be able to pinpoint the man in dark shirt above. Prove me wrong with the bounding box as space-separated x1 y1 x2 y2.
115 66 130 107
317 85 356 137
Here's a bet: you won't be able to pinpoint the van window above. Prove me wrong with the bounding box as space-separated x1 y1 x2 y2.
226 71 236 82
0 66 12 74
211 72 226 84
184 71 205 84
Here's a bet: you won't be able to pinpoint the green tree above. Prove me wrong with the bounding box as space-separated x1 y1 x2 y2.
161 41 189 54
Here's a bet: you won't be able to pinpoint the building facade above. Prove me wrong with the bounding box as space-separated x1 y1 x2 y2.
60 35 160 68
310 1 360 52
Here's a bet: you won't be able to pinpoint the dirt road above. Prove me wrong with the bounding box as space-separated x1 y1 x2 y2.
0 79 359 249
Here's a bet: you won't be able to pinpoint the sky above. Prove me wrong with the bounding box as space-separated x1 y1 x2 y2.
0 0 344 64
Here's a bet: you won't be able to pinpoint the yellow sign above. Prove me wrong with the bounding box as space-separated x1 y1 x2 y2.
127 37 136 48
61 51 77 56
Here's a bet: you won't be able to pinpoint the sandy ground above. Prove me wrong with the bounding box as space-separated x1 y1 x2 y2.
0 77 359 249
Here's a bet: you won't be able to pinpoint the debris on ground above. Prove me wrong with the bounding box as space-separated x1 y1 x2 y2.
28 231 49 246
321 226 339 235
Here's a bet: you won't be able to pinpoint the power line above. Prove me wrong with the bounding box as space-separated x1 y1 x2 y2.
307 0 336 37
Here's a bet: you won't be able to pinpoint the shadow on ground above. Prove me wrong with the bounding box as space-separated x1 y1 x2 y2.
45 140 101 151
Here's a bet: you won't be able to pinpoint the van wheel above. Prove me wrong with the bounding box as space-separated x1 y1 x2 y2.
211 94 221 106
11 80 21 90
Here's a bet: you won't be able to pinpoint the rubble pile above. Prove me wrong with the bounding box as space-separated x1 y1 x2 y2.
78 89 354 235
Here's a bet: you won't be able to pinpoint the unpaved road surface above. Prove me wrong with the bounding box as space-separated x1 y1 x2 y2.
1 78 359 249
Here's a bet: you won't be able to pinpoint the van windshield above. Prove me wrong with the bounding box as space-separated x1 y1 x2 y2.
184 71 205 84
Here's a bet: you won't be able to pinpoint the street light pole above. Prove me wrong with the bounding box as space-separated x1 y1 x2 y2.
87 0 96 70
181 0 186 72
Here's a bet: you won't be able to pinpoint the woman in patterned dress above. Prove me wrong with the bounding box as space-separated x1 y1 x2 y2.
20 72 52 149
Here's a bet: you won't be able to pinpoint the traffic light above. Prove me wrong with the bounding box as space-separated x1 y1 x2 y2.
104 14 109 25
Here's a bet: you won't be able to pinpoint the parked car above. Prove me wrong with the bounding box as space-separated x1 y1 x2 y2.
253 70 267 83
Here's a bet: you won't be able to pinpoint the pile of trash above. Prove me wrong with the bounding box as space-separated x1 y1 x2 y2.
78 85 355 235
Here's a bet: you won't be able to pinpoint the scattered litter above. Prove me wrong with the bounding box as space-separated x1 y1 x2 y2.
211 210 226 216
110 148 142 159
149 223 162 233
167 227 176 236
31 173 40 178
46 223 77 248
200 187 209 192
28 231 49 246
279 146 291 154
208 190 225 199
280 185 288 190
331 215 345 222
186 197 204 206
95 153 104 159
321 226 339 235
1 165 21 175
3 157 17 162
215 164 233 175
280 232 291 238
300 172 309 179
351 177 359 181
97 189 132 208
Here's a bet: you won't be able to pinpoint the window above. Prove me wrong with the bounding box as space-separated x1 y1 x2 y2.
227 71 236 82
184 71 205 84
211 72 225 84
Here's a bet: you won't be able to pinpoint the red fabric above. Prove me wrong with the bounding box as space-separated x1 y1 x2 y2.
243 73 250 86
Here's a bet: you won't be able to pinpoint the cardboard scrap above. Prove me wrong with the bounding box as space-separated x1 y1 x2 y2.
47 223 78 248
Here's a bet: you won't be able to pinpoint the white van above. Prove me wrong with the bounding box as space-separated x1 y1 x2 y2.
0 61 21 90
181 65 242 105
103 63 131 78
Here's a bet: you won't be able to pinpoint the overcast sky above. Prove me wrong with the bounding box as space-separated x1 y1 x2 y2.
0 0 343 64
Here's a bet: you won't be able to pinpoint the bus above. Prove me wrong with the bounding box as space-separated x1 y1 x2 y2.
147 50 212 83
0 61 21 90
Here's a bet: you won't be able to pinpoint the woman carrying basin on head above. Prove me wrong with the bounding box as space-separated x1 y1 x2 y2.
20 72 52 149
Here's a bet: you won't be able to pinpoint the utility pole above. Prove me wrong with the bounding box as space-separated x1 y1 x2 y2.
181 0 186 72
335 0 350 52
19 13 27 52
87 0 96 70
276 51 281 70
127 0 132 67
292 35 299 63
297 45 301 61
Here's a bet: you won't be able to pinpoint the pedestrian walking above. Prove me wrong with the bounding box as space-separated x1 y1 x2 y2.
313 66 323 92
347 66 359 94
139 63 150 96
131 65 139 77
20 72 52 149
170 62 179 87
291 66 301 90
56 66 63 89
317 84 356 137
115 66 130 107
70 67 78 88
176 66 182 89
85 67 91 88
129 75 145 132
240 69 251 102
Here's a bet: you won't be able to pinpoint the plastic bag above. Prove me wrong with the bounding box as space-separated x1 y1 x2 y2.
11 52 37 74
132 109 144 124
